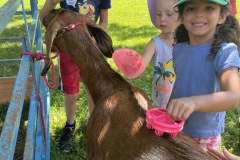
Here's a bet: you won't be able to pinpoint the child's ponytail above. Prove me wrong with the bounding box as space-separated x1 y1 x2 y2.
174 24 189 45
209 15 240 59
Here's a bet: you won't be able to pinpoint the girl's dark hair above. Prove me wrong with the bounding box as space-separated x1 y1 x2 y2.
174 3 240 59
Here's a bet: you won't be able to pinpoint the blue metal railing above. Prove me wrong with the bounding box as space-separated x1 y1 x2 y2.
0 0 50 159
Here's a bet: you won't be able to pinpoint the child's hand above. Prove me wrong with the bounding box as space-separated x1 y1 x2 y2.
207 147 240 160
48 0 64 5
167 98 195 121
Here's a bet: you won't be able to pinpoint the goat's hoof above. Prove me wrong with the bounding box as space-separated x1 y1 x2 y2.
41 70 47 76
41 64 51 76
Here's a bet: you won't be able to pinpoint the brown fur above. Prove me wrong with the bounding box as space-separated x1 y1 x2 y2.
42 8 214 160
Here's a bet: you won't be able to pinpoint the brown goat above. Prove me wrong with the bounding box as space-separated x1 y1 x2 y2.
41 8 214 160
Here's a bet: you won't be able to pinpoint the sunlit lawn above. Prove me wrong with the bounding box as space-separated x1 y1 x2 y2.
0 0 240 159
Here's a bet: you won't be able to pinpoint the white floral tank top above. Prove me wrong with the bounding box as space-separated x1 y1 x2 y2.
152 36 175 108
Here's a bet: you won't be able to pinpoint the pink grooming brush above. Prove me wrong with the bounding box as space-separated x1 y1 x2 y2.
146 108 184 137
146 108 166 129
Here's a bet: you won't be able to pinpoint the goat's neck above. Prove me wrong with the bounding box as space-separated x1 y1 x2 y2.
70 47 121 105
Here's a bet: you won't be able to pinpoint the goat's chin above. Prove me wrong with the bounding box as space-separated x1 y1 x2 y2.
42 17 48 28
41 62 51 76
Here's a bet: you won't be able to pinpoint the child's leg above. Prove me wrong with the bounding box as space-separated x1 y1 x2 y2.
191 134 221 152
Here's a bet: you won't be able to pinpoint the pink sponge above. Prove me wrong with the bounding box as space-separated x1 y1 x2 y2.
112 48 145 79
146 108 184 137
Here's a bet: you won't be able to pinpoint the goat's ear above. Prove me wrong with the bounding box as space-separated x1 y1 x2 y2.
87 22 114 58
41 20 61 76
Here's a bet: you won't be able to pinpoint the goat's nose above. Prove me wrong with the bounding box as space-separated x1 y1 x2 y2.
41 68 48 76
41 61 51 76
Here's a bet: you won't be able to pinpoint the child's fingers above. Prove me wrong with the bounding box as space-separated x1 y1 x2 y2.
166 100 174 118
167 100 182 121
170 107 178 121
173 107 190 121
167 99 190 121
222 148 240 160
207 147 228 160
207 150 223 160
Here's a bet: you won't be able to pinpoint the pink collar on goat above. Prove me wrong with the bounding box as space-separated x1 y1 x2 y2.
55 22 101 53
65 22 86 31
55 22 86 38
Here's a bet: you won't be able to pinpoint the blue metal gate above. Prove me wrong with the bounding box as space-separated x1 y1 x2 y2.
0 0 50 159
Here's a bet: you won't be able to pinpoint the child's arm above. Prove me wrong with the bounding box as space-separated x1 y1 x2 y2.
167 67 240 121
141 39 156 68
99 9 108 29
207 147 240 160
39 0 64 22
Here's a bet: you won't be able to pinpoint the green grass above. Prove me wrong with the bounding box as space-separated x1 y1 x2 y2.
0 0 240 159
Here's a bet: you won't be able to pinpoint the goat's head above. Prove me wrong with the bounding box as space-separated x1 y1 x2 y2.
41 8 114 76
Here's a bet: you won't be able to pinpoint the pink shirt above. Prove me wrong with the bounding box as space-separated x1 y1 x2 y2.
230 0 237 15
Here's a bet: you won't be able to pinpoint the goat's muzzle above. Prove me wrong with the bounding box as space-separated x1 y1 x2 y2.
41 60 51 76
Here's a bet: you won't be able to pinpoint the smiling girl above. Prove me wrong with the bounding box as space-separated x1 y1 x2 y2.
166 0 240 151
